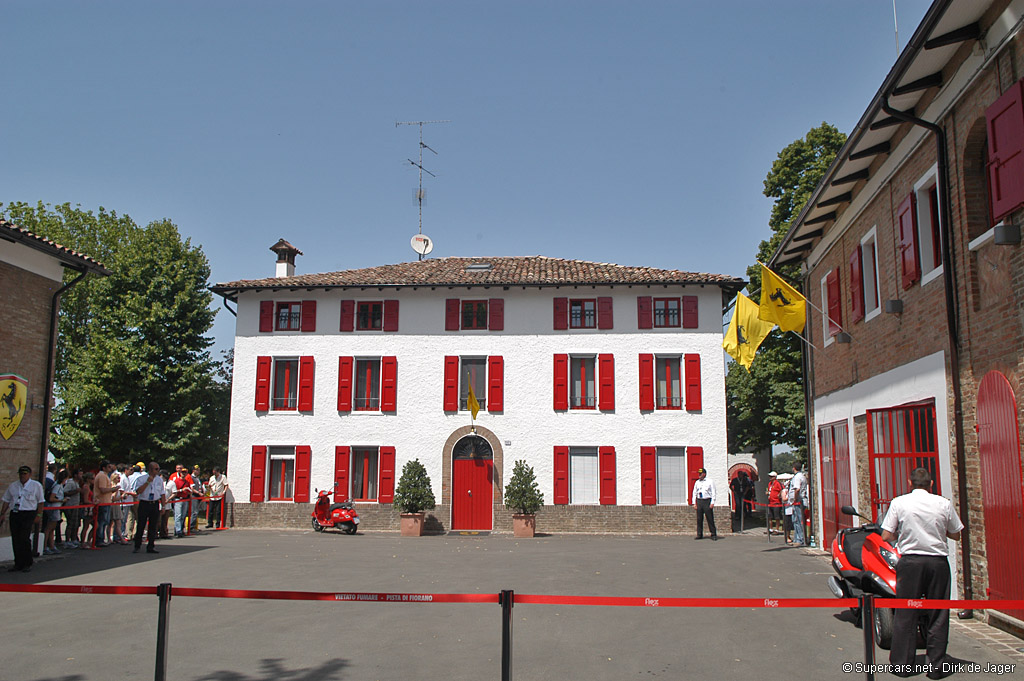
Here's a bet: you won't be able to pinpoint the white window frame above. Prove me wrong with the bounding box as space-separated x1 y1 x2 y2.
459 356 487 412
352 357 382 413
267 446 296 502
656 446 687 505
861 226 882 323
568 446 599 505
820 274 834 347
569 354 597 410
271 357 300 413
914 164 944 285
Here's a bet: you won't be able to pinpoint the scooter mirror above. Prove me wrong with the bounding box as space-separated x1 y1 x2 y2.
840 505 858 516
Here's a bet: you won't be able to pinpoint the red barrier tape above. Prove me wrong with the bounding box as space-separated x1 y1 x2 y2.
514 595 858 608
0 584 157 596
172 587 498 603
875 598 1024 610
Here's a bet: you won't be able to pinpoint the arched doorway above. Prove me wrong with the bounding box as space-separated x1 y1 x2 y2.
451 434 494 531
976 371 1024 622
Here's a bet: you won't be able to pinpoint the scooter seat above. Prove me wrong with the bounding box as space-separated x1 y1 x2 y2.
840 530 868 570
328 503 348 513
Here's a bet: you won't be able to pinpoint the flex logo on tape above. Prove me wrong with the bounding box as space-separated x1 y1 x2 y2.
764 599 779 608
644 598 660 607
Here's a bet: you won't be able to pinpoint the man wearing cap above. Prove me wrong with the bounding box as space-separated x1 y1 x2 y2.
766 471 784 537
690 468 718 540
0 465 47 572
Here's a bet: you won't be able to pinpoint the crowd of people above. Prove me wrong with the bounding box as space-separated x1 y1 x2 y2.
1 461 228 571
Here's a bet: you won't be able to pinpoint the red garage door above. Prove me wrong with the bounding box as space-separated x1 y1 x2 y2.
976 371 1024 622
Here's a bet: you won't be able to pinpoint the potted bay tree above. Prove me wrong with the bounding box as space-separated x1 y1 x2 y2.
393 459 436 536
504 459 544 537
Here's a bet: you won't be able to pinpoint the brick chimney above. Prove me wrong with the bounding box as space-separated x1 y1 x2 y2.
269 239 302 278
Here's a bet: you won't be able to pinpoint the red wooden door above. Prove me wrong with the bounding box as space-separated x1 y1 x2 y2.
976 371 1024 621
819 421 853 549
452 458 493 531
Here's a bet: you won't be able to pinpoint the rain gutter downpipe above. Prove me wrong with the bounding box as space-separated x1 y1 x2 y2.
880 98 974 614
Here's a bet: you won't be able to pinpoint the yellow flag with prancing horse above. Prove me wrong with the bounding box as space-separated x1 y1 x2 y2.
723 294 775 370
757 264 806 333
467 375 481 420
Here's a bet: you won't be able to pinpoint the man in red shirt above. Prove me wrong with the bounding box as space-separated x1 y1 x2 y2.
168 464 194 538
766 471 784 537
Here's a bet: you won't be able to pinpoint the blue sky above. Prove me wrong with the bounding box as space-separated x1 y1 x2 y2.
1 1 931 356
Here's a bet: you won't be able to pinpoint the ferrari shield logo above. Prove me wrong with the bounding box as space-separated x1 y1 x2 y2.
0 374 28 440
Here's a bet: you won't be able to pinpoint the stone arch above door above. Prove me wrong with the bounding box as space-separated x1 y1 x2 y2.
441 425 504 507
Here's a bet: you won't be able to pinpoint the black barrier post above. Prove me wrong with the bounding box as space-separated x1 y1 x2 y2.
155 583 172 681
860 593 875 681
499 589 514 681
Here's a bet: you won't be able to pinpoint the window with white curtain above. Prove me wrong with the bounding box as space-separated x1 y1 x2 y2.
657 447 687 505
569 447 599 505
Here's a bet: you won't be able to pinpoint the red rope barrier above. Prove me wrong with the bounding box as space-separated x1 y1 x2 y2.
0 583 157 596
172 587 498 603
514 595 859 608
875 598 1024 610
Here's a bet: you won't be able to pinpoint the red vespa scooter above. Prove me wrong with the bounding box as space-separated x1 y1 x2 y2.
311 484 360 535
827 505 900 649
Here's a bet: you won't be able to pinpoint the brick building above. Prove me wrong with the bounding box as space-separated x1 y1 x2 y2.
212 245 743 534
770 0 1024 630
0 219 108 548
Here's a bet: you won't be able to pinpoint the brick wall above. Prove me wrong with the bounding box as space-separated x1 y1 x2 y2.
0 260 58 539
229 502 729 535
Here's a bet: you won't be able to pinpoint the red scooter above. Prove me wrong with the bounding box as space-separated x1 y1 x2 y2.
827 505 901 649
311 484 360 535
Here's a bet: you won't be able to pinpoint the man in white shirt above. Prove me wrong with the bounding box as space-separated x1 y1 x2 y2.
880 467 963 677
789 462 809 546
131 462 167 554
206 467 228 529
0 465 47 572
690 468 718 540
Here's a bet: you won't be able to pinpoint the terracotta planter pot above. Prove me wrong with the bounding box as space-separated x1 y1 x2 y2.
512 514 536 538
400 512 425 536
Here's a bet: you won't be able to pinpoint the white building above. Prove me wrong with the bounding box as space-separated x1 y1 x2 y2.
211 243 744 533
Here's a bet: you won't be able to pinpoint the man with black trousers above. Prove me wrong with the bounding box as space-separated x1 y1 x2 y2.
690 468 718 540
131 461 166 554
880 467 963 679
0 465 46 572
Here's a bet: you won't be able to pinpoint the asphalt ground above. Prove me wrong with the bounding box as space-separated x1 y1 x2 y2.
1 529 1020 681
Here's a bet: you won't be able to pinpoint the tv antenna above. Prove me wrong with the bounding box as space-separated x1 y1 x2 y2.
396 119 449 259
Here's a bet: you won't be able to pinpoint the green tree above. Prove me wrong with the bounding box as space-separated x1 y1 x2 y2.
1 201 224 467
726 123 847 459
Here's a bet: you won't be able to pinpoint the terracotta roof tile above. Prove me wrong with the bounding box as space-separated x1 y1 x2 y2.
212 256 744 292
0 219 110 274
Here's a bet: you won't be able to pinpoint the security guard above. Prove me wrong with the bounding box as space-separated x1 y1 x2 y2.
0 465 47 572
690 468 718 540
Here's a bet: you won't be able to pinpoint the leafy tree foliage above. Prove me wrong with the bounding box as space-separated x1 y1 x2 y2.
1 201 227 468
726 123 847 459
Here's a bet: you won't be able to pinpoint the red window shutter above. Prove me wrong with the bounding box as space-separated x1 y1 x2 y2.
383 300 399 332
250 446 267 502
337 356 353 412
986 79 1024 221
682 296 698 329
826 268 842 335
897 193 920 290
597 297 613 329
255 356 272 411
294 446 312 503
684 353 702 411
687 447 704 504
599 446 616 505
300 300 317 332
340 300 355 332
637 296 653 329
334 446 350 503
553 297 568 330
259 301 274 333
488 355 504 412
641 446 657 505
445 299 461 331
378 446 396 503
443 356 459 411
381 356 397 412
553 354 569 410
489 298 504 331
638 353 654 410
298 356 315 411
849 245 864 323
598 353 615 411
553 446 569 505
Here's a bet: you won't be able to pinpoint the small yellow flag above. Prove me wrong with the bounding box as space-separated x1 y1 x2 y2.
723 294 775 371
467 377 481 420
758 264 807 333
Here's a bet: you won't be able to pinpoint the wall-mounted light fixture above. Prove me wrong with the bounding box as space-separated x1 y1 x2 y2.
884 299 904 314
994 223 1021 245
836 332 852 344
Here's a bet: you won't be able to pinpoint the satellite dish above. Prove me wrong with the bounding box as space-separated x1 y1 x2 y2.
411 234 434 255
